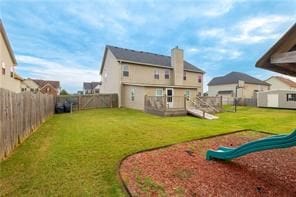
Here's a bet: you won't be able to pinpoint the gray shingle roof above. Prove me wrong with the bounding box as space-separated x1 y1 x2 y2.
105 45 204 73
83 82 100 90
208 72 270 86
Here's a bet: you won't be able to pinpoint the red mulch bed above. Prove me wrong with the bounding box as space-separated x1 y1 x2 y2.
120 131 296 196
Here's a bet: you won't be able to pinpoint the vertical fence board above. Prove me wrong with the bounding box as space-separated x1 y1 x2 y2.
56 94 118 110
0 88 54 160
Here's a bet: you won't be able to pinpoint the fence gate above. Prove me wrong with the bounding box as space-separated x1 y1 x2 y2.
56 94 118 111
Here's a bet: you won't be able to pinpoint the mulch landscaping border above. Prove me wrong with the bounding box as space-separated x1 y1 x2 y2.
117 129 276 196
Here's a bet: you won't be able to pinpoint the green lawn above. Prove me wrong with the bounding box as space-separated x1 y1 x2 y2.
1 107 295 196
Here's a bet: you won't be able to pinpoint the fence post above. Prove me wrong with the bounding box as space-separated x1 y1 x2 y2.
144 95 147 111
163 95 167 112
78 95 81 111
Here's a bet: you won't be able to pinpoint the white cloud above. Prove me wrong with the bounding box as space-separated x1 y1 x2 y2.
16 55 99 92
201 0 235 17
199 28 225 37
186 46 242 61
199 15 294 44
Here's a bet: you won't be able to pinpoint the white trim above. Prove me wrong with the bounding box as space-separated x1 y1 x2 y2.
122 82 200 89
166 88 174 108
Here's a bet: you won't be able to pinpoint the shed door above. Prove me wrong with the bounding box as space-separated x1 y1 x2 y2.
267 94 279 108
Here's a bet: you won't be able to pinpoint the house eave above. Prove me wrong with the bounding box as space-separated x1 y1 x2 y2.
255 23 296 76
122 82 201 89
0 20 17 66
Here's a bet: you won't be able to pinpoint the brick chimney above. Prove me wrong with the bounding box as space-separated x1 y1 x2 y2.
171 46 184 86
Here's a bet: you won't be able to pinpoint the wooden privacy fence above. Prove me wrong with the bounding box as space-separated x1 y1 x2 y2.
0 88 55 160
56 94 118 111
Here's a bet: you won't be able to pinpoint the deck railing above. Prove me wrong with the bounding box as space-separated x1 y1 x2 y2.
144 95 186 111
144 95 222 116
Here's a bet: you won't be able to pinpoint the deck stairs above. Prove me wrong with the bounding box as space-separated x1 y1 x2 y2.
186 96 219 120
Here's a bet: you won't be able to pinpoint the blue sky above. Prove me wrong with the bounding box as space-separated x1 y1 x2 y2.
1 0 295 92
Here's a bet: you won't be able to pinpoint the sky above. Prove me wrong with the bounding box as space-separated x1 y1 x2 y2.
0 0 296 93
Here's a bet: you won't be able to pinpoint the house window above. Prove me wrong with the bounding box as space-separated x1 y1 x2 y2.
154 70 160 79
198 76 202 83
10 67 14 78
123 65 129 77
130 88 135 101
184 90 190 100
156 88 163 97
21 88 26 92
164 70 170 79
2 67 5 75
287 93 296 101
183 72 186 80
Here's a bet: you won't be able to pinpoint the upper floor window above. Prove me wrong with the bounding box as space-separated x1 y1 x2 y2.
287 93 296 101
123 65 129 77
2 63 5 75
164 70 170 79
154 70 160 79
198 76 202 83
183 72 186 80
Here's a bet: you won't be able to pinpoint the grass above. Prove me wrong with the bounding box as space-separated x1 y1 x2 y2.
0 107 295 196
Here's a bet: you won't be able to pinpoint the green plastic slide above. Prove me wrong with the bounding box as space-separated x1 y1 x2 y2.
206 129 296 161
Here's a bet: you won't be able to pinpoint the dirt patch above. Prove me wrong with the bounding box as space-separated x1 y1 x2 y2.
120 131 296 196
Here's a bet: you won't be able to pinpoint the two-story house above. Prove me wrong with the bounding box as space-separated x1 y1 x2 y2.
100 45 204 110
21 78 61 96
208 72 270 104
83 82 101 94
0 20 21 93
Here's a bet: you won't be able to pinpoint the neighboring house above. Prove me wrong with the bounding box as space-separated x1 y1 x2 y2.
208 72 270 103
0 20 21 93
100 45 204 110
265 76 296 91
21 78 60 95
256 23 296 109
77 90 83 95
33 79 60 95
83 82 101 94
21 78 40 93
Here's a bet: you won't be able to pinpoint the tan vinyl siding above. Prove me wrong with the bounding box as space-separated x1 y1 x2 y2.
120 63 202 88
100 49 122 106
122 84 199 110
0 31 20 93
266 77 296 91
